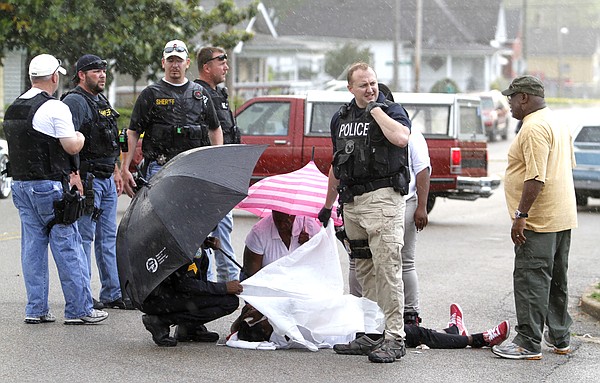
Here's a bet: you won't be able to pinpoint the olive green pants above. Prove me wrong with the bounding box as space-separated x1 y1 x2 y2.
513 229 572 352
343 187 406 341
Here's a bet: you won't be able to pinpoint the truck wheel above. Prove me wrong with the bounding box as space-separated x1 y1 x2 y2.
501 120 510 140
575 192 588 207
0 154 11 199
488 124 497 142
426 195 436 213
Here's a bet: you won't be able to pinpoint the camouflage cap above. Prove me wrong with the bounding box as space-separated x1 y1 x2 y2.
501 75 545 98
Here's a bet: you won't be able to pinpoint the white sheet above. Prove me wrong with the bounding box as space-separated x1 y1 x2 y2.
236 224 384 352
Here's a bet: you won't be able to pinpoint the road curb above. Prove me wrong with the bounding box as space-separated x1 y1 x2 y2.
580 283 600 321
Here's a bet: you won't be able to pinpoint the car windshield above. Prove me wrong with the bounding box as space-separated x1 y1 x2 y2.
480 97 494 109
574 125 600 144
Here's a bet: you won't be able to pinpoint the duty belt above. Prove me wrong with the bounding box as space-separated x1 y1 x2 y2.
338 177 395 204
80 161 114 179
348 177 394 197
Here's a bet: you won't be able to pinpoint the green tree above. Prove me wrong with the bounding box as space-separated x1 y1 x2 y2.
324 43 371 80
0 0 256 92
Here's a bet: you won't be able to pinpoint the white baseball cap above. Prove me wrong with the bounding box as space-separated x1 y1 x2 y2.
163 40 188 60
28 54 67 77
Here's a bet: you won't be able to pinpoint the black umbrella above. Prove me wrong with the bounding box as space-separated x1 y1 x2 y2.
116 144 266 309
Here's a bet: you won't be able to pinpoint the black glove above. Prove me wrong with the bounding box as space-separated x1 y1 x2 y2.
365 101 386 115
318 206 332 227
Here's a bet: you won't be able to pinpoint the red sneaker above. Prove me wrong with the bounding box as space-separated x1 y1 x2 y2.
447 303 468 336
484 320 510 347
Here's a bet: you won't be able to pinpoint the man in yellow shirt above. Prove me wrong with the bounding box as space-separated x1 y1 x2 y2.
493 75 577 360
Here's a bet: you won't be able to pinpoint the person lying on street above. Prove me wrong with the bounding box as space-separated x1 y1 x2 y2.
231 302 510 352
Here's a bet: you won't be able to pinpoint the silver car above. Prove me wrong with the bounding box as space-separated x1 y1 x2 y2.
572 124 600 206
0 139 12 199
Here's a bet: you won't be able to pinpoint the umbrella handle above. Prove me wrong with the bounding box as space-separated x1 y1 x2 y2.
216 248 244 272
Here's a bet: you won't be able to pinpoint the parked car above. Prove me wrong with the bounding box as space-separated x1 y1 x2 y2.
572 124 600 206
0 139 12 199
479 90 510 142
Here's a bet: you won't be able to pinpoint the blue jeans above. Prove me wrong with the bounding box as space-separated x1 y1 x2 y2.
146 161 162 180
77 175 121 303
210 211 239 282
12 180 93 319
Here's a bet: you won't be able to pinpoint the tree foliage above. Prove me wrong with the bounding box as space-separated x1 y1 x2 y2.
0 0 257 83
324 43 371 80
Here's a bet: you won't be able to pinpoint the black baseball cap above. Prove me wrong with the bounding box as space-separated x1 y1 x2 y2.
75 54 107 73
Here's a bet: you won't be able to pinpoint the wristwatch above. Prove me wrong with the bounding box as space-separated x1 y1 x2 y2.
515 209 529 219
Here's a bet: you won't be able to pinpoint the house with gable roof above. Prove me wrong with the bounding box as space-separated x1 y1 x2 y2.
234 0 513 94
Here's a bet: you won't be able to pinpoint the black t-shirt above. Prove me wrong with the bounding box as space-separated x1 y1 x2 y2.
62 86 97 131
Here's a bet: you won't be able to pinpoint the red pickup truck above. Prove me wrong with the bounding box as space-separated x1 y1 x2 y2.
237 91 500 212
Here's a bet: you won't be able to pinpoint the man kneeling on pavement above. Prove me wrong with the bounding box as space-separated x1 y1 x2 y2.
140 237 243 346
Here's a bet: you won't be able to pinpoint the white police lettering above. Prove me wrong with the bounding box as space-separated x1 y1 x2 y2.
338 122 370 137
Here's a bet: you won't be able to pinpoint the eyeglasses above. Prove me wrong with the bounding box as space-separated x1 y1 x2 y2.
205 53 227 64
164 46 188 54
507 93 522 101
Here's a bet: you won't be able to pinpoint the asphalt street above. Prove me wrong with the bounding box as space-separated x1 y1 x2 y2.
0 109 599 382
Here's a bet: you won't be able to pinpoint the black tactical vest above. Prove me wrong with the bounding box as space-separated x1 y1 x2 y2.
3 92 72 181
333 100 409 185
142 81 210 160
62 88 120 162
194 80 240 144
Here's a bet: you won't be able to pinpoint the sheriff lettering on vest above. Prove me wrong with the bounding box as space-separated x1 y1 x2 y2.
319 62 411 364
121 39 222 196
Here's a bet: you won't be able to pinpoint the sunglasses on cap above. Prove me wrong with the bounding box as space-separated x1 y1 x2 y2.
80 59 108 72
53 59 63 74
205 53 227 64
164 46 188 54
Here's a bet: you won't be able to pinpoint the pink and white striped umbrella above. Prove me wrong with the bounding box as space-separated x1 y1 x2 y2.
236 161 342 226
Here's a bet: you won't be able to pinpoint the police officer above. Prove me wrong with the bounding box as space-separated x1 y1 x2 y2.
319 62 411 363
62 54 130 310
194 46 241 282
4 54 108 325
141 237 243 347
121 40 223 196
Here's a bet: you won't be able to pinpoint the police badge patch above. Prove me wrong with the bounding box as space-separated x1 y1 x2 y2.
345 140 355 154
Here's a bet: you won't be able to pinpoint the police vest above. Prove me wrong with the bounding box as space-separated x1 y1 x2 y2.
333 100 409 185
142 81 210 160
3 92 72 181
62 88 120 162
195 80 240 144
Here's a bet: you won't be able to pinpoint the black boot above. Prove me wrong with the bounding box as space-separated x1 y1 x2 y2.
142 314 177 347
404 311 422 326
174 323 219 343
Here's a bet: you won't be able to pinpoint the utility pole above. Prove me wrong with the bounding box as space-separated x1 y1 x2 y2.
392 0 401 90
522 0 527 63
414 0 422 92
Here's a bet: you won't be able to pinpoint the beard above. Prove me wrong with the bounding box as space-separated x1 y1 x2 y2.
84 77 105 94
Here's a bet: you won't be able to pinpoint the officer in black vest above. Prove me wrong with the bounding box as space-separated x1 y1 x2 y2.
193 47 241 283
62 54 131 310
318 63 411 363
121 40 223 197
4 53 108 325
